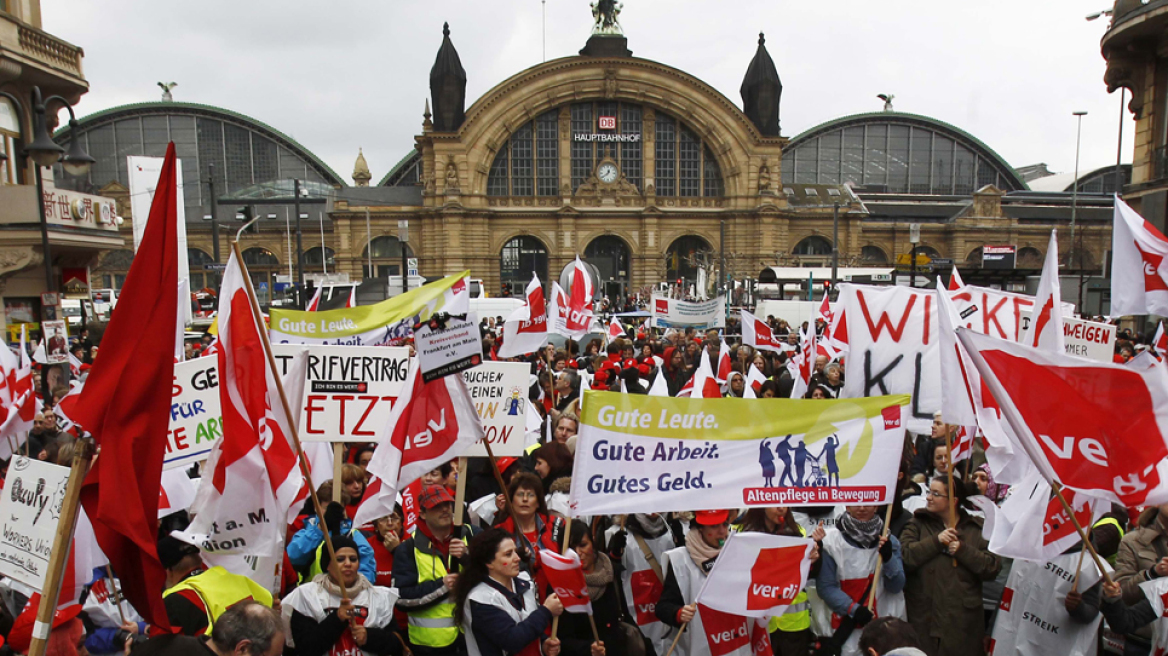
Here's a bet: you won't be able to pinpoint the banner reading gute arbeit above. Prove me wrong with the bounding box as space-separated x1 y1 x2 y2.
567 391 909 516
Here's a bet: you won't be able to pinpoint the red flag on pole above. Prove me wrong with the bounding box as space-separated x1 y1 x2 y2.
74 143 179 629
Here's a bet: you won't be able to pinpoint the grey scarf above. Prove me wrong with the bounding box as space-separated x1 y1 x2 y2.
584 552 614 600
314 572 373 600
629 513 668 539
837 512 884 549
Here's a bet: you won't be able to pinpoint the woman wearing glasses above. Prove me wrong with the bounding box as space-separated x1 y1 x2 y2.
494 472 568 600
282 535 404 655
900 475 1001 656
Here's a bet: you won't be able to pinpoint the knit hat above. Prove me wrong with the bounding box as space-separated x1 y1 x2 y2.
319 534 361 573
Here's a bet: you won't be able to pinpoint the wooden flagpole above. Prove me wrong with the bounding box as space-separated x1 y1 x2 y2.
27 441 93 656
230 241 350 603
866 502 897 610
944 425 957 567
1071 546 1088 592
332 444 344 504
1051 481 1112 585
103 563 128 625
663 621 688 656
451 457 469 572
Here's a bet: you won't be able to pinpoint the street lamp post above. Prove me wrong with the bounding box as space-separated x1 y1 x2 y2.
831 201 840 289
909 223 920 289
398 219 410 294
1072 111 1087 310
0 87 95 294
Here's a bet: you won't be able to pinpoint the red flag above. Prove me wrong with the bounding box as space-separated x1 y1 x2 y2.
740 309 784 353
0 325 35 452
607 316 625 340
716 340 732 383
540 549 592 613
75 143 179 629
305 287 322 312
959 327 1168 506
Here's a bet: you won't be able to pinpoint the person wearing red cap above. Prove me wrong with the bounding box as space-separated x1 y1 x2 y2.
657 510 755 656
394 484 481 656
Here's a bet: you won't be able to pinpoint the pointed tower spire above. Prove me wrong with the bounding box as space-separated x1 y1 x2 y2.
352 148 372 187
430 22 467 132
740 32 782 136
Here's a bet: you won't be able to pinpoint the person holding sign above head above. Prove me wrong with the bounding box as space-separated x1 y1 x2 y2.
454 528 565 656
656 509 756 656
900 475 1000 656
281 535 404 656
394 484 480 656
739 507 823 656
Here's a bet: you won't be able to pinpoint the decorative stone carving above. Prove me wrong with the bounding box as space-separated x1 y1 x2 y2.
444 157 460 193
603 68 617 99
758 156 773 195
0 247 40 278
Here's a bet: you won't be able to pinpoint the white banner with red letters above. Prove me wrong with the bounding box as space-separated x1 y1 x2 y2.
461 361 529 457
696 532 816 618
272 345 410 443
568 392 908 517
834 283 1073 434
1062 318 1115 363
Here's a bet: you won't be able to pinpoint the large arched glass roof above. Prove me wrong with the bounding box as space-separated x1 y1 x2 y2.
53 102 345 225
781 112 1027 194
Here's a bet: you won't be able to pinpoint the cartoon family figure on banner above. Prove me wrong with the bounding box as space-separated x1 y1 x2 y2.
759 434 841 488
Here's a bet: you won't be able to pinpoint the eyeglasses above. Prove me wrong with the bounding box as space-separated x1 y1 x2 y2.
514 491 539 501
925 490 949 499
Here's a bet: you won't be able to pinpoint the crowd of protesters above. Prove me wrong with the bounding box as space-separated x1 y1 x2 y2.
0 305 1162 656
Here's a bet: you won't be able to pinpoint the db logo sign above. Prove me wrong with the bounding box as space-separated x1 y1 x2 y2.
598 116 617 130
881 406 902 430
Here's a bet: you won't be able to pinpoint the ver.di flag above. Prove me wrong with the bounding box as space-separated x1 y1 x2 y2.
540 549 592 613
1019 230 1066 353
175 251 304 559
353 358 485 527
498 273 548 358
740 310 784 353
958 327 1168 506
696 532 815 618
973 468 1105 562
1111 195 1168 317
568 392 908 517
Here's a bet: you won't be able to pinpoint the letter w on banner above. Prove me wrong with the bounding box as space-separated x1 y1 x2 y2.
175 250 303 559
540 549 592 613
696 532 815 617
958 327 1168 507
353 358 484 527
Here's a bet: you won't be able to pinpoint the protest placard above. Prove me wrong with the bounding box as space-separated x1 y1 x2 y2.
272 345 410 442
569 391 908 516
166 358 223 470
415 313 482 382
1062 317 1115 362
461 361 529 457
0 457 72 590
651 295 726 329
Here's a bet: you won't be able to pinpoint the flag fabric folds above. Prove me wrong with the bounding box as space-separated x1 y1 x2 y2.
1018 230 1065 353
1111 195 1168 317
540 549 592 613
176 256 304 561
74 143 180 629
498 273 548 358
739 310 784 353
353 359 485 527
0 326 34 453
696 532 816 618
958 327 1168 507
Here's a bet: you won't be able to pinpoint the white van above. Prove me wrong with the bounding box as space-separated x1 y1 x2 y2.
468 297 523 322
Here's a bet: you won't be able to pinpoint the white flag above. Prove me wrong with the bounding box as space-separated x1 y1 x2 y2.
696 532 816 618
498 273 549 358
1111 196 1168 316
1019 230 1066 353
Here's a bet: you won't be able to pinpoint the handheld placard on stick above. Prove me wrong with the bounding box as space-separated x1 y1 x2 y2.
231 241 350 604
27 441 93 656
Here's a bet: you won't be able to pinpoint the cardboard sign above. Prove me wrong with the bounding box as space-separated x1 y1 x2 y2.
415 314 482 382
651 295 726 329
166 358 223 470
42 320 69 364
272 344 410 443
461 361 529 457
0 457 71 590
1063 317 1116 362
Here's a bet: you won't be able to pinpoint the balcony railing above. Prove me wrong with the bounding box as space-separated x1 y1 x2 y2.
16 25 82 76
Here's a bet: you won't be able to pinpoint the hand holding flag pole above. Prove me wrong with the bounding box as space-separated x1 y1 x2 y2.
944 425 957 567
229 240 351 604
1051 481 1113 586
867 501 897 611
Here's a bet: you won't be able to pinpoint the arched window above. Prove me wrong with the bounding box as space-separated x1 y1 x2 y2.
95 249 135 291
487 110 560 197
584 235 631 299
241 248 280 307
500 236 549 296
1017 247 1042 268
860 245 889 264
793 236 832 256
303 247 336 270
362 236 414 278
569 101 643 192
187 248 218 291
966 247 983 266
666 236 713 284
655 115 724 197
914 245 942 260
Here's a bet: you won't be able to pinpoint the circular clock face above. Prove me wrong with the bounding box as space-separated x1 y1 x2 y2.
597 163 619 184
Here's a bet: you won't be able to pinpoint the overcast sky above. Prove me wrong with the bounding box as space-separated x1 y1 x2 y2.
45 0 1131 186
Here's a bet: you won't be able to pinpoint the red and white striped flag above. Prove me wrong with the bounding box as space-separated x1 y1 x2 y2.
716 340 732 383
345 286 357 309
175 250 303 560
816 295 839 359
1112 196 1168 316
563 257 596 339
353 358 485 527
951 425 977 463
1019 230 1065 353
305 287 322 312
743 364 767 399
540 549 592 613
696 532 816 618
788 327 818 399
949 266 965 291
607 316 625 340
740 309 784 353
1155 322 1167 354
678 350 721 399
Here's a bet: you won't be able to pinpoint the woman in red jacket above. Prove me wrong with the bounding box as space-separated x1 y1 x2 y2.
493 472 566 599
